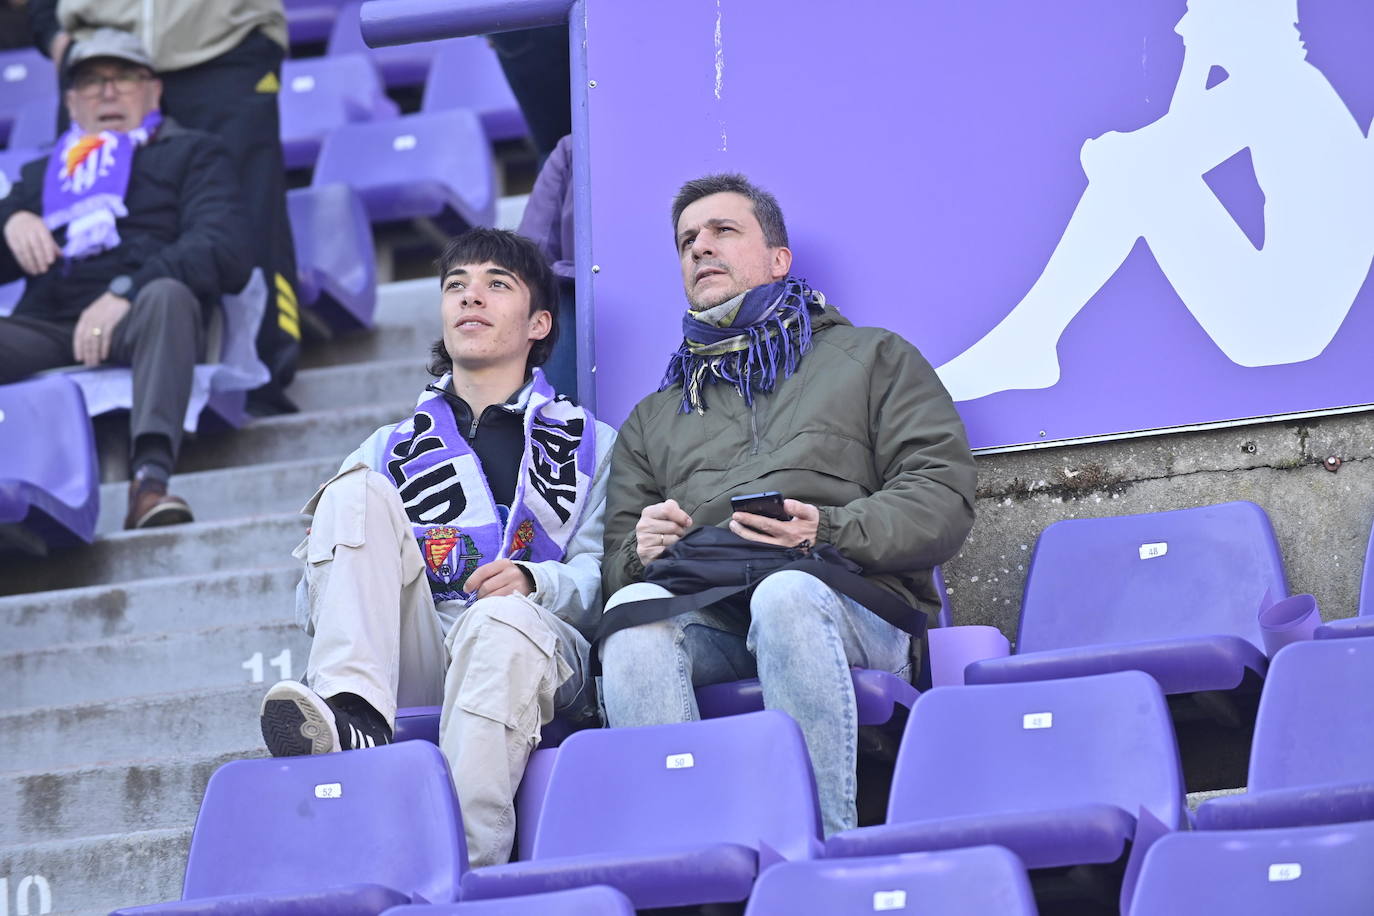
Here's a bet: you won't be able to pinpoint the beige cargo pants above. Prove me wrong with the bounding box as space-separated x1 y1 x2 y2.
294 466 593 867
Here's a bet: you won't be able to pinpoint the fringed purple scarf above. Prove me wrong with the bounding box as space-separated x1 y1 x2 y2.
41 110 161 260
660 276 823 414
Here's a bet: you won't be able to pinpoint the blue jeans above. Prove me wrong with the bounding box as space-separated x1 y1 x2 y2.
599 570 911 836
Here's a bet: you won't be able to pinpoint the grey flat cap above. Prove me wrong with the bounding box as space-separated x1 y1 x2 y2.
65 28 156 77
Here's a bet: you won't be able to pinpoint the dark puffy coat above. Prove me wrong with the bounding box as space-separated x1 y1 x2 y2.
603 302 978 620
0 118 251 322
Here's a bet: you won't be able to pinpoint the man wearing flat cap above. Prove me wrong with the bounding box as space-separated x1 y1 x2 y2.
0 29 251 529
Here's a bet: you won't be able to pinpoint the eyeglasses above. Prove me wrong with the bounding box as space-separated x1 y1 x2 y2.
70 69 152 98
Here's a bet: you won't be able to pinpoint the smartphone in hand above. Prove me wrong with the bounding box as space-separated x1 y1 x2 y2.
730 491 792 521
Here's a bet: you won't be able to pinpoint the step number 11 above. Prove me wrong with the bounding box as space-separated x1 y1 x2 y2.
242 650 292 683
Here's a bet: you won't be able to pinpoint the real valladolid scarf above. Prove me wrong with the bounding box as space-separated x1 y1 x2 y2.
660 275 825 414
384 369 597 603
42 110 162 260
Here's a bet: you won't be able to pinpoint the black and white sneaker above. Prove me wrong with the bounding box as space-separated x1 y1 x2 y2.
259 681 392 756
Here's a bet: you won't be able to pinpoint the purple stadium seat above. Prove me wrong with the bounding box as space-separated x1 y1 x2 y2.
285 0 347 45
0 376 99 552
280 54 398 170
0 49 56 145
1193 638 1374 830
420 39 527 142
0 280 21 317
744 846 1039 916
1128 821 1374 915
694 667 918 725
313 109 495 229
0 146 42 189
379 885 635 914
111 741 467 914
327 1 457 89
966 501 1286 696
7 95 57 151
460 710 821 909
826 671 1183 910
288 183 378 331
1314 518 1374 639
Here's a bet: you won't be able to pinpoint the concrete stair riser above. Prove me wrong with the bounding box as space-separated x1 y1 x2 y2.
175 402 412 474
0 623 310 710
0 751 262 847
96 457 338 536
0 828 190 915
0 515 306 595
284 359 432 415
0 685 269 772
0 567 300 652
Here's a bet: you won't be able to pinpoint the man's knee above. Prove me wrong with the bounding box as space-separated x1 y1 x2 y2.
750 570 838 638
305 468 409 563
135 277 199 316
452 595 555 658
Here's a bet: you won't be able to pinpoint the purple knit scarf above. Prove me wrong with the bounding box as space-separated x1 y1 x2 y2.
42 110 161 260
660 276 821 414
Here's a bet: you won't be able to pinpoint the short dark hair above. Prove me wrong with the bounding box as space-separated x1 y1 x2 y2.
427 228 560 377
670 173 789 249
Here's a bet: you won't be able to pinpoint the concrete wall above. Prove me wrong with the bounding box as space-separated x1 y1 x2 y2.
943 409 1374 639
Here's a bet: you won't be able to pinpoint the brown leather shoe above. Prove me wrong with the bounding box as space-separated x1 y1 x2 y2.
125 477 194 530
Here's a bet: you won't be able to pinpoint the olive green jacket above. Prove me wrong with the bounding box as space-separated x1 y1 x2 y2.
603 304 977 622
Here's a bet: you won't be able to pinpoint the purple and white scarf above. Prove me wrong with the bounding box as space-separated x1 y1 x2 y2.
384 369 597 603
42 110 162 260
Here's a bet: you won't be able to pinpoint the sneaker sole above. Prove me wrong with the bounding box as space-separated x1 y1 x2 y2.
260 681 340 756
133 502 194 529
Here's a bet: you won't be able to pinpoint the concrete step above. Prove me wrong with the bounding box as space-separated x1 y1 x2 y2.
0 827 189 915
176 401 410 474
0 566 299 653
0 622 309 710
0 749 261 847
299 277 436 369
0 684 266 772
97 456 337 536
0 514 305 596
285 358 429 414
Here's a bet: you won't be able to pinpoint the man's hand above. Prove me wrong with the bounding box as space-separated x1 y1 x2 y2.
636 498 693 566
465 558 534 600
4 211 61 276
730 498 820 548
72 292 132 366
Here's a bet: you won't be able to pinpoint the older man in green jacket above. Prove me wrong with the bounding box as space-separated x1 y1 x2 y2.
600 173 977 837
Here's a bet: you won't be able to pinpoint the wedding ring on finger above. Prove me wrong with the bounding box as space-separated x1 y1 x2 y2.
90 327 103 337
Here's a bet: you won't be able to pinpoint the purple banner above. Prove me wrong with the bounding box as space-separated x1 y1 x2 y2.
585 0 1374 448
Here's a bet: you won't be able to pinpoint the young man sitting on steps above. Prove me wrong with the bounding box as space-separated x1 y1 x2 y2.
259 228 615 868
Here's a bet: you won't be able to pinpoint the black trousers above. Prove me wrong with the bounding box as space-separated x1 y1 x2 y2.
0 278 204 462
159 30 300 391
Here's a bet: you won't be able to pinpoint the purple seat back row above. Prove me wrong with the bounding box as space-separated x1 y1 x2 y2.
420 39 527 142
1314 517 1374 638
380 885 635 914
1129 820 1374 915
288 182 378 331
111 741 467 913
313 108 495 229
0 49 55 144
1195 637 1374 831
967 501 1287 695
745 846 1038 916
280 53 399 170
284 0 348 45
461 711 821 909
0 376 99 551
328 0 453 88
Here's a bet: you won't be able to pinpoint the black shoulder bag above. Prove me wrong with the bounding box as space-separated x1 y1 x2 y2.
595 527 931 686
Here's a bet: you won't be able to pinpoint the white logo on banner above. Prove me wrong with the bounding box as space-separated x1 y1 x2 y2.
936 1 1374 402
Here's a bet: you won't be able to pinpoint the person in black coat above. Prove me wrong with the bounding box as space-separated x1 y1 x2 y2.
0 29 251 529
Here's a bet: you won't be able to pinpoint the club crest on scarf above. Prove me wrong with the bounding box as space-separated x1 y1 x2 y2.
42 110 162 260
422 527 482 588
660 276 823 414
385 369 596 603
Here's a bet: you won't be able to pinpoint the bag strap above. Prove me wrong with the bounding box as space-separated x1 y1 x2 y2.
595 556 929 646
